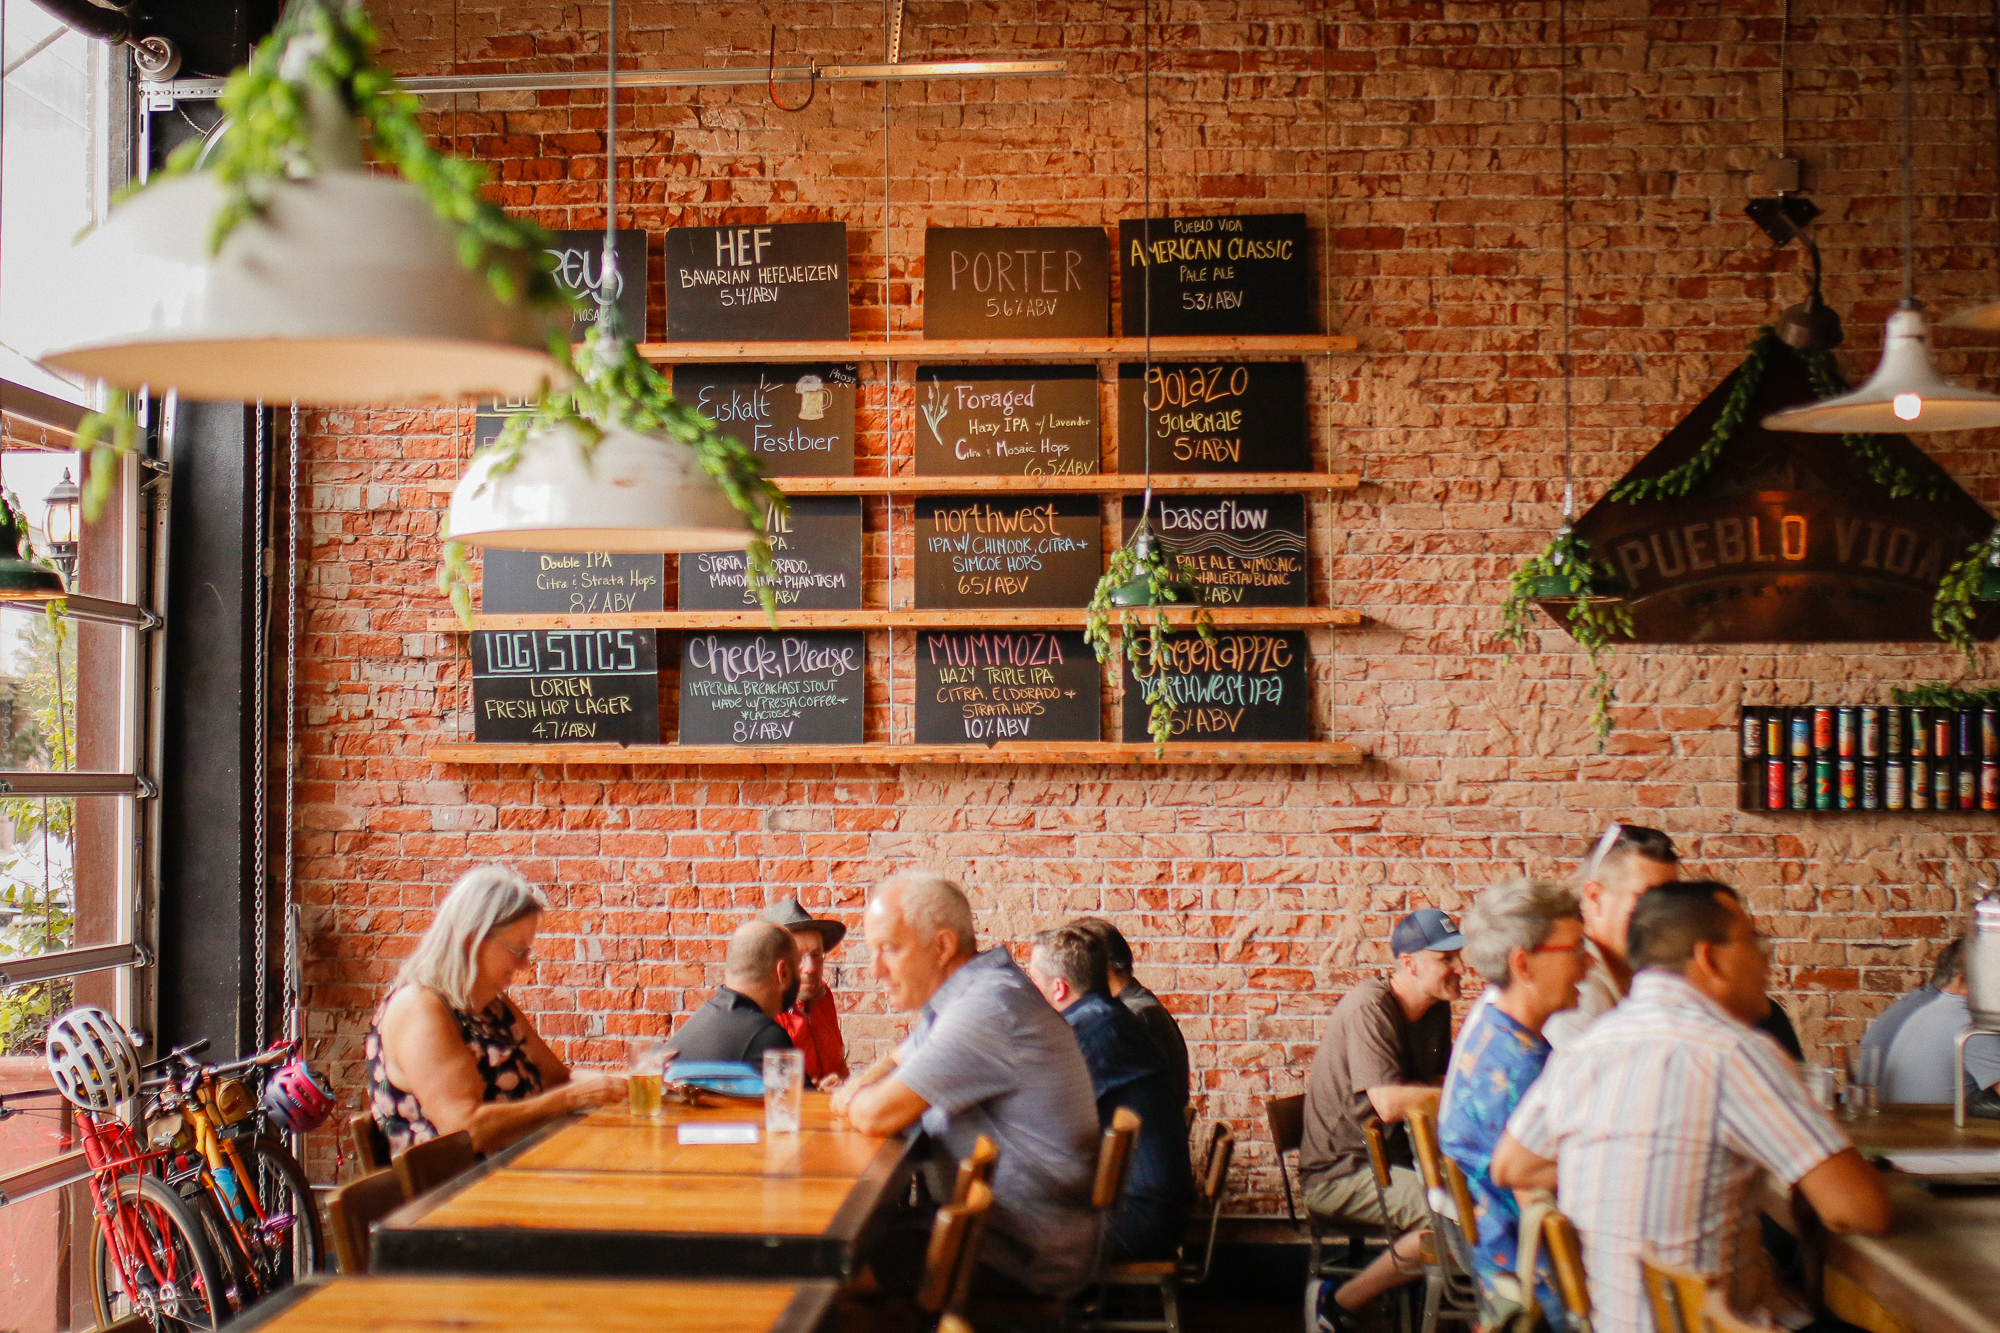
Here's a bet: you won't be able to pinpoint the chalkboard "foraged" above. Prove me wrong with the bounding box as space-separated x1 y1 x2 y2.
1123 494 1308 606
1119 214 1312 337
472 629 660 744
673 364 858 476
678 631 866 745
1120 630 1310 743
916 630 1101 745
915 366 1100 476
923 227 1110 340
914 497 1102 608
665 221 849 342
680 498 863 611
1118 361 1309 472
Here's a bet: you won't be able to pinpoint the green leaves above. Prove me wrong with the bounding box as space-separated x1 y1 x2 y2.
1083 522 1216 755
1496 527 1634 745
1610 330 1775 504
74 398 141 524
1931 531 1999 670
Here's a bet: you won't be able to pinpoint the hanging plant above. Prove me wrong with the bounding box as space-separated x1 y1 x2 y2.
1931 529 2000 669
1496 526 1634 743
1083 519 1216 753
1892 682 2000 710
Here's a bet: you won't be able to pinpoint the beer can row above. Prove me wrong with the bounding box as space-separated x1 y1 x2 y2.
1738 705 2000 812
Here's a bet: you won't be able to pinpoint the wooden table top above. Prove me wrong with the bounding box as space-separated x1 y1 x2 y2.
582 1098 845 1133
415 1169 863 1234
218 1276 835 1333
514 1124 886 1177
1843 1104 2000 1159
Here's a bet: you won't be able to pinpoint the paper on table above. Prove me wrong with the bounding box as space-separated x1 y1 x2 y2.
677 1123 761 1146
1882 1147 2000 1174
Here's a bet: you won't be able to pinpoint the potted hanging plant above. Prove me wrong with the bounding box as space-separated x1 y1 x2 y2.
1932 528 2000 669
1496 525 1634 742
1084 516 1216 753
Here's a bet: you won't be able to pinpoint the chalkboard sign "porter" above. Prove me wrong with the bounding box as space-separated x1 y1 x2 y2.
923 227 1110 339
914 365 1100 476
678 632 866 745
914 497 1102 608
680 498 863 611
1123 494 1307 606
1118 361 1308 472
1120 630 1310 742
472 629 660 744
1119 214 1312 337
673 364 858 476
665 221 849 342
916 630 1101 745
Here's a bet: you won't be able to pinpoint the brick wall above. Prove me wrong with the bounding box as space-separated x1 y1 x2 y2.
298 1 2000 1205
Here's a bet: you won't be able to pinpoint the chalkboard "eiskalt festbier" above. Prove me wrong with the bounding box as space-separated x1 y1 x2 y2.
665 221 849 342
915 630 1101 745
678 631 866 745
914 366 1100 476
922 227 1110 340
1123 494 1307 606
1120 630 1310 743
472 629 660 744
680 498 863 611
673 364 858 476
914 497 1102 608
1118 361 1309 473
1119 214 1312 337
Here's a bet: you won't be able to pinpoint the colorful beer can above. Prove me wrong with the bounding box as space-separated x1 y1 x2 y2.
1984 708 1999 761
1935 712 1955 759
1767 758 1787 810
1741 708 1763 759
1960 764 1979 810
1911 760 1930 809
1886 705 1905 756
1769 712 1786 757
1814 707 1836 756
1837 708 1858 758
1815 759 1835 810
1886 762 1908 810
1861 707 1882 759
1936 763 1956 810
1911 709 1930 759
1983 763 1999 812
1791 711 1812 758
1838 759 1858 809
1791 758 1812 809
1959 710 1978 762
1861 762 1881 810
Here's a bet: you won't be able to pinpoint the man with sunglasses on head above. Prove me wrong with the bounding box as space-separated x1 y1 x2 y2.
1543 822 1679 1051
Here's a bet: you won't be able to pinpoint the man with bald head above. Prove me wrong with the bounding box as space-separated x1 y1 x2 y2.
666 920 800 1065
831 870 1102 1299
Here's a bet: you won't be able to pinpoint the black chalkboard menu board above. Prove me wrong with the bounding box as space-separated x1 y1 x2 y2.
664 221 849 342
1118 214 1312 337
914 365 1100 476
678 631 866 745
546 228 649 339
1117 361 1308 473
914 497 1102 608
915 630 1101 745
679 498 862 611
671 364 857 476
922 227 1110 339
472 629 660 744
1122 494 1307 606
1119 630 1310 743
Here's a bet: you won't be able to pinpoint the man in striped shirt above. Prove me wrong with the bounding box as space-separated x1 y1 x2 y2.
1493 881 1891 1332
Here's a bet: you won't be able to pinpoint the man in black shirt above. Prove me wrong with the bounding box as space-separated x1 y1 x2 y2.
667 920 801 1065
1071 916 1192 1106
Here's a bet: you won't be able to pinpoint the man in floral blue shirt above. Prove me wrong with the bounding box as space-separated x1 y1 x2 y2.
1439 878 1590 1328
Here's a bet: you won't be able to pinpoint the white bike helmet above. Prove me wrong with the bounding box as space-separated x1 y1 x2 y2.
46 1006 141 1110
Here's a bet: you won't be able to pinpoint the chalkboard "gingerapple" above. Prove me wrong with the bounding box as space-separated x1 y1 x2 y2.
1119 214 1312 337
914 365 1100 476
914 497 1102 608
472 629 660 744
923 227 1110 339
1123 494 1308 606
915 630 1101 745
1120 629 1310 742
678 631 866 745
1118 361 1308 472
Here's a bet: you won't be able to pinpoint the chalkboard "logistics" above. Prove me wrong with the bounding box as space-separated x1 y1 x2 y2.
472 629 660 744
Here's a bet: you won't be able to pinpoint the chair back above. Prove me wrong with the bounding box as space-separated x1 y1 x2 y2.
1406 1105 1444 1189
348 1112 389 1173
950 1134 999 1207
392 1128 476 1198
1263 1094 1306 1225
1700 1288 1776 1332
325 1168 406 1274
1441 1155 1479 1247
1360 1117 1395 1191
917 1180 994 1316
1637 1246 1712 1333
1199 1122 1235 1206
1091 1107 1141 1212
1538 1204 1592 1331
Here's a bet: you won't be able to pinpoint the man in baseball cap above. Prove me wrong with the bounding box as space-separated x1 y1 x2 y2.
1301 908 1465 1332
759 898 851 1086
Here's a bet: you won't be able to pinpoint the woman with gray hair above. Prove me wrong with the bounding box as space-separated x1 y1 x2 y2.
366 865 623 1155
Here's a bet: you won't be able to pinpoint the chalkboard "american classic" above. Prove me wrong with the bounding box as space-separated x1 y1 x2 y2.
1118 214 1312 337
472 629 660 744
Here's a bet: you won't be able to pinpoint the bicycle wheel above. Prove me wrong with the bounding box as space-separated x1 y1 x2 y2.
89 1174 227 1331
238 1136 325 1285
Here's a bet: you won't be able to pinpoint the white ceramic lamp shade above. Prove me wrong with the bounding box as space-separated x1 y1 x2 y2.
447 421 754 552
1761 307 2000 433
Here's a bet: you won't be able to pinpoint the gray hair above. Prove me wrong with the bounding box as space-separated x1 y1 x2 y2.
874 869 977 958
1462 877 1580 988
397 864 547 1010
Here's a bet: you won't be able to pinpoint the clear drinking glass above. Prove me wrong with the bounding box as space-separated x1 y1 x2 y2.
764 1048 805 1134
1804 1063 1839 1113
1846 1044 1882 1117
628 1038 667 1120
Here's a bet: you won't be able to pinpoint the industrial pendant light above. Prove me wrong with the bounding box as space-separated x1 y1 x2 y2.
0 495 68 600
1763 0 2000 433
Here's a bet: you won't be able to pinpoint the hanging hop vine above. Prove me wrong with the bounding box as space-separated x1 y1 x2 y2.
1083 521 1217 754
1496 526 1634 744
1932 528 2000 670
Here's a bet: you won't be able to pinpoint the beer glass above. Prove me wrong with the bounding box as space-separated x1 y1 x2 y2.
764 1048 804 1134
628 1038 667 1120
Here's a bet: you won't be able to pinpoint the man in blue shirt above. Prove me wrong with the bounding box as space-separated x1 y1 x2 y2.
1438 878 1591 1328
1027 923 1196 1261
1863 937 1958 1058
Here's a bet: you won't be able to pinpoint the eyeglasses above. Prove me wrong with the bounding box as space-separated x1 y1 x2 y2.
1584 821 1679 881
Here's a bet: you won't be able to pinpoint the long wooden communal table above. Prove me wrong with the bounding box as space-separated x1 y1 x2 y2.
217 1275 837 1333
371 1093 918 1280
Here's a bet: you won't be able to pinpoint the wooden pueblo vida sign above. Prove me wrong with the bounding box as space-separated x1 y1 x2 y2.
679 498 862 611
915 630 1101 745
922 227 1111 339
664 220 849 341
1570 339 2000 644
673 363 858 477
678 631 866 745
472 629 660 744
914 365 1101 476
1120 629 1311 743
1123 493 1308 606
1118 361 1309 472
913 496 1102 608
1118 213 1313 337
545 228 649 339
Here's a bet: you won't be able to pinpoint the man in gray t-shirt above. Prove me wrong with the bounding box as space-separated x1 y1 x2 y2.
832 871 1102 1297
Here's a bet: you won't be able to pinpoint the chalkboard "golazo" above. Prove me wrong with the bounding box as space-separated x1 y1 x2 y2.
1119 214 1312 337
1118 361 1308 472
673 364 858 477
914 365 1100 476
923 227 1110 339
472 629 660 744
915 630 1101 745
665 221 849 342
1120 630 1310 742
680 498 863 611
1123 494 1308 606
678 631 866 745
914 497 1102 608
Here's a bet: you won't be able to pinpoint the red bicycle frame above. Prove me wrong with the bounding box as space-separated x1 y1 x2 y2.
77 1109 190 1314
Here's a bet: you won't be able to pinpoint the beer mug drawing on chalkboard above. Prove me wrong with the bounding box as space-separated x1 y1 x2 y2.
794 373 829 421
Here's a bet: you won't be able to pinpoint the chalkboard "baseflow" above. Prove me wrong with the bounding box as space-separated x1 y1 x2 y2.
678 631 866 745
915 630 1100 745
472 629 660 744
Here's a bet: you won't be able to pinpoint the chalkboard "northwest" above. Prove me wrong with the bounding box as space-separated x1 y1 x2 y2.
1118 361 1308 472
665 221 849 342
673 364 858 476
1123 494 1307 606
1120 630 1310 742
916 630 1100 745
472 629 660 744
915 366 1100 476
1119 214 1312 337
547 228 649 340
923 227 1110 339
914 497 1102 608
680 498 862 611
678 632 866 745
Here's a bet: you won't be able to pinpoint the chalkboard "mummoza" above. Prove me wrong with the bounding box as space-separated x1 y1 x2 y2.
673 364 858 477
665 221 849 342
914 366 1100 477
680 498 862 611
1120 630 1310 742
1118 361 1308 472
923 227 1110 340
914 497 1102 608
915 630 1101 745
1119 214 1312 337
678 631 865 745
472 629 660 744
1123 494 1307 606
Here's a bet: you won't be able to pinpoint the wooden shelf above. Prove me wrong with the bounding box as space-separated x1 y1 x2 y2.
772 472 1360 495
428 607 1362 632
638 335 1359 365
426 741 1366 767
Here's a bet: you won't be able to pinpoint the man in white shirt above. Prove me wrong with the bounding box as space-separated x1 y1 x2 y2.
1543 822 1680 1050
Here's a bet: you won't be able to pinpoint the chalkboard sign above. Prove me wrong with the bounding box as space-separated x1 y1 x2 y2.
546 228 649 339
1122 494 1307 606
1119 214 1313 337
1118 361 1308 473
914 366 1100 476
678 631 866 745
1120 630 1310 743
922 227 1110 339
915 630 1101 745
665 221 849 342
679 498 862 611
914 497 1102 608
471 629 660 744
672 364 857 477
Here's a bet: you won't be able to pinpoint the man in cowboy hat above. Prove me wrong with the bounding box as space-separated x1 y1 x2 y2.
760 898 851 1086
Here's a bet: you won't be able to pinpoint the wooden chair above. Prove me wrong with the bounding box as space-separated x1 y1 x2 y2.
1700 1288 1776 1332
917 1180 995 1319
325 1168 406 1275
1537 1205 1593 1333
391 1129 476 1198
951 1135 999 1207
348 1112 389 1173
1638 1246 1713 1333
1266 1094 1374 1285
1092 1123 1237 1333
1405 1107 1477 1333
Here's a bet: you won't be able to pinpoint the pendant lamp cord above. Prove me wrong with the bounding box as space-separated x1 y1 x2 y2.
1558 0 1575 521
602 0 619 335
1901 0 1917 308
1139 0 1154 523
